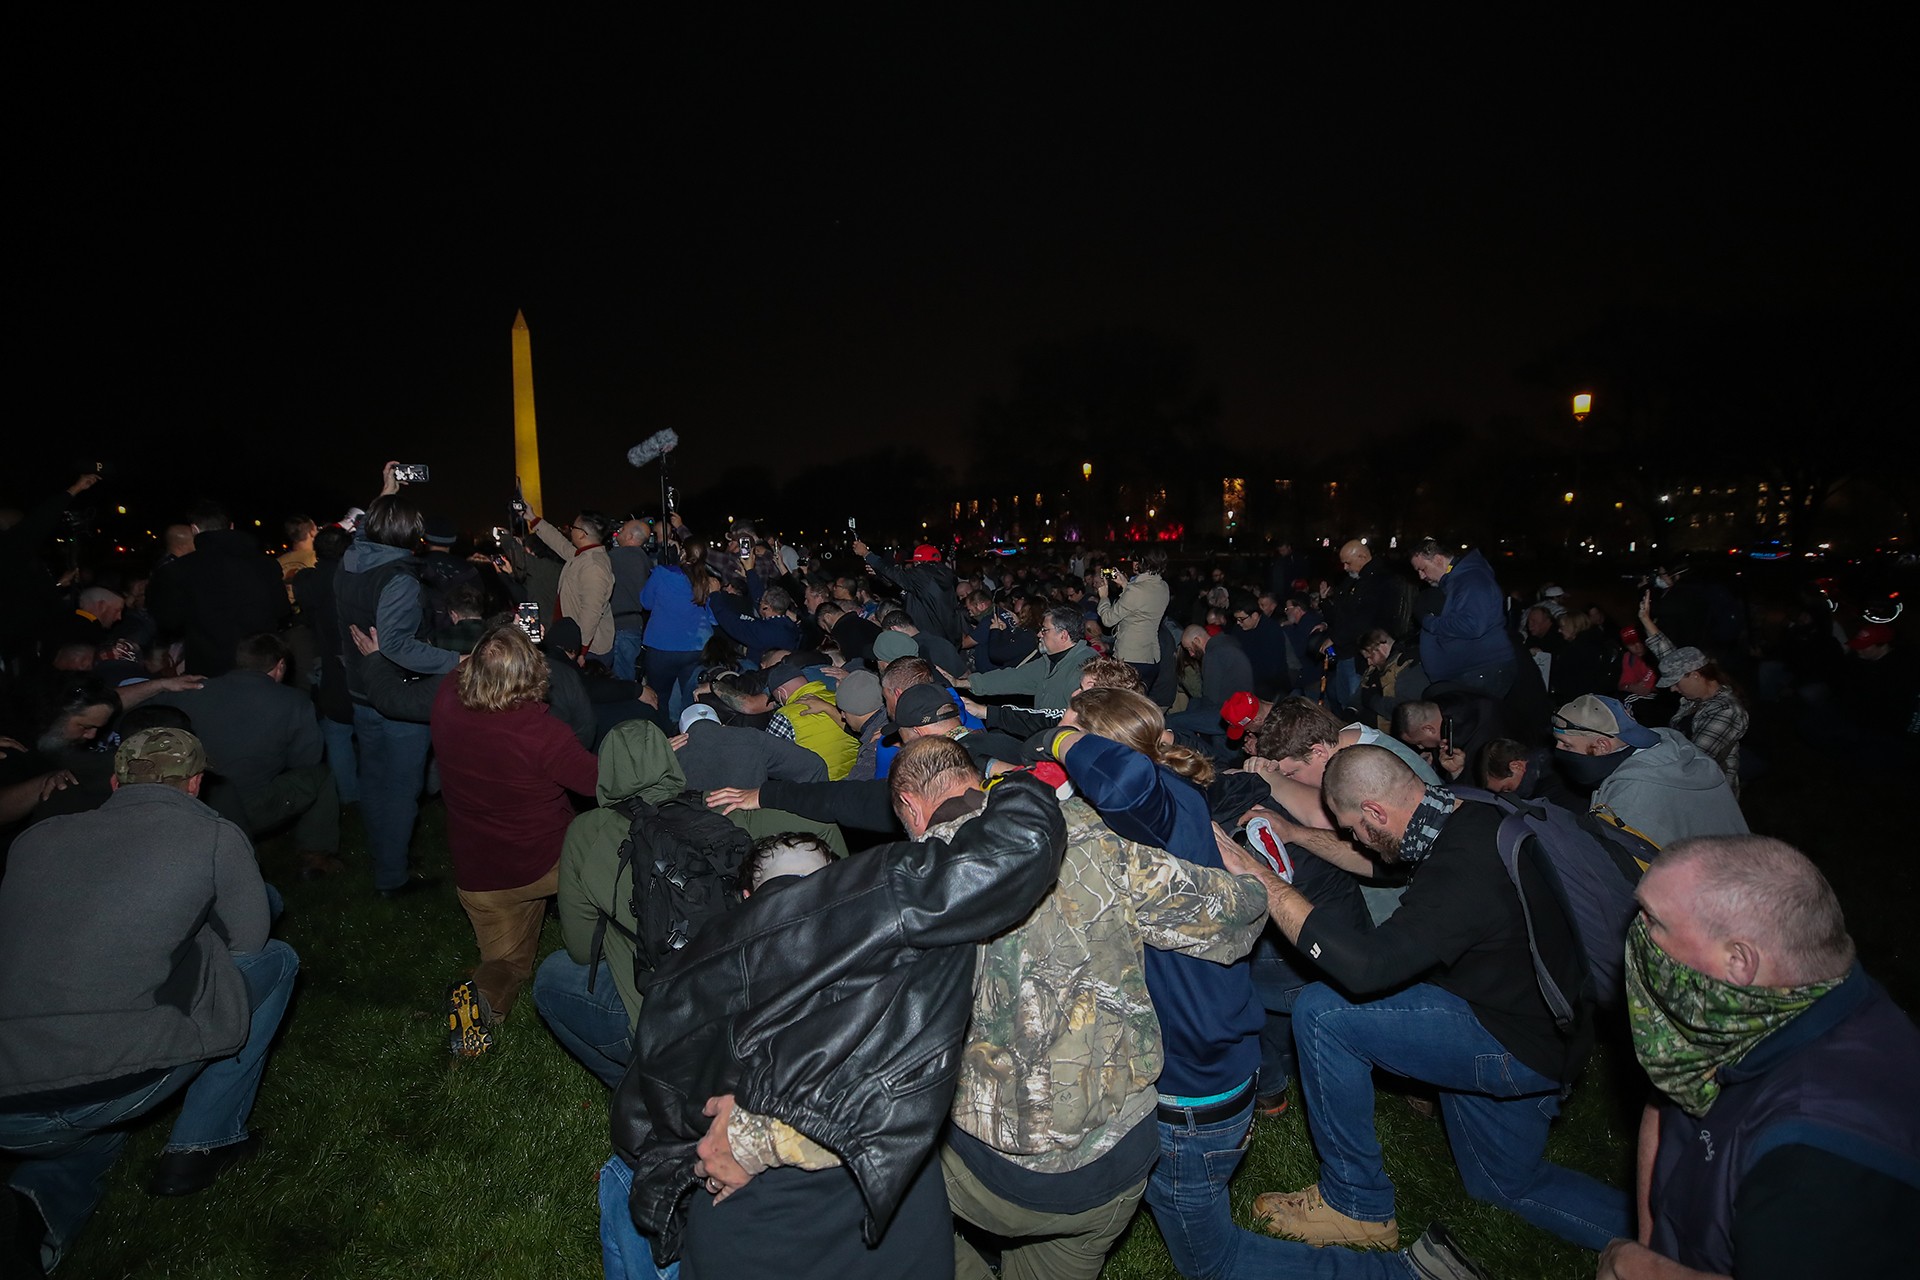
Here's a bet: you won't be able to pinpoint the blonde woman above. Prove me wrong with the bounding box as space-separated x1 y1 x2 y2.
431 621 599 1054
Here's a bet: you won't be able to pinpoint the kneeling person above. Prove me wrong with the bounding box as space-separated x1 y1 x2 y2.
0 730 299 1271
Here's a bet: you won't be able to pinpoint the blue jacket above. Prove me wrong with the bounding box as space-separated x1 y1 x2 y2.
1418 549 1513 681
639 565 715 653
1063 735 1263 1097
708 589 801 665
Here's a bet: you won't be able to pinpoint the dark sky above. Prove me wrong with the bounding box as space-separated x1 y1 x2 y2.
16 18 1906 534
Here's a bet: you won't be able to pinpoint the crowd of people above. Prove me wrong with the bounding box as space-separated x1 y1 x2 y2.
1 464 1915 1278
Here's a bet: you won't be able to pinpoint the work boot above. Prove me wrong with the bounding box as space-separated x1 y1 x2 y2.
446 979 494 1057
1251 1183 1398 1249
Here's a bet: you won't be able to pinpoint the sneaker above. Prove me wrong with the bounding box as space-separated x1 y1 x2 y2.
1251 1183 1398 1250
446 979 494 1057
1406 1221 1492 1280
1254 1090 1290 1118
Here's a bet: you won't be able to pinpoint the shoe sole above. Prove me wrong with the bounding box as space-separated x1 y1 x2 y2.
446 980 493 1057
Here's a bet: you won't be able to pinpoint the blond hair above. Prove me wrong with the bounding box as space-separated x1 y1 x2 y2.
888 736 976 814
456 622 551 712
1071 686 1215 787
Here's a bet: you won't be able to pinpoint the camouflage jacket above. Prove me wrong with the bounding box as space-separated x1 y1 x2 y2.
726 791 1266 1179
931 792 1266 1173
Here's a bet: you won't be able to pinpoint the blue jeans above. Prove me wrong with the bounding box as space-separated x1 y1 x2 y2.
1292 982 1629 1250
599 1155 679 1280
0 940 299 1269
351 705 432 892
612 630 646 682
1248 933 1310 1093
533 953 633 1088
1326 658 1362 716
321 717 359 806
1145 1096 1416 1278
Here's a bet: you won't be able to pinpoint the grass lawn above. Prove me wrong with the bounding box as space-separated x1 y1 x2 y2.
55 721 1914 1279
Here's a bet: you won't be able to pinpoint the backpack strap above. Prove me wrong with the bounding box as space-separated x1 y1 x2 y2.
1491 811 1579 1032
585 796 657 993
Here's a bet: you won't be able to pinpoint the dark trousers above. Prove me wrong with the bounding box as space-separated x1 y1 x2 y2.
682 1148 951 1280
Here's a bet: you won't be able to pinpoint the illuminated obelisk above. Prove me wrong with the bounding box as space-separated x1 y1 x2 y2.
511 309 544 515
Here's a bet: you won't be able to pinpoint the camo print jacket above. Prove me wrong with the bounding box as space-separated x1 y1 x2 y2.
932 792 1266 1173
726 792 1268 1179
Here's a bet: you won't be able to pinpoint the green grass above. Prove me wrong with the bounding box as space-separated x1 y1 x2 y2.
58 724 1912 1278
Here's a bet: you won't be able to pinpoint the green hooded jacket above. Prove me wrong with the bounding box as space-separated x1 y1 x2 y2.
557 720 848 1028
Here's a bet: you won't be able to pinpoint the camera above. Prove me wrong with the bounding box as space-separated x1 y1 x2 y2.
393 463 430 484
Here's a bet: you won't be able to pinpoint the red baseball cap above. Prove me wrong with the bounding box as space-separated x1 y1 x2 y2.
911 544 941 563
1848 622 1895 650
1222 690 1262 740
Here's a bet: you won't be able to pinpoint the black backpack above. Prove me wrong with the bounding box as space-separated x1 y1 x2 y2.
587 790 753 991
1453 788 1648 1031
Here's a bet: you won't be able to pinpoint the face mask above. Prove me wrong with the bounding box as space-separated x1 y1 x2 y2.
1625 918 1839 1117
1393 784 1457 864
1555 746 1630 791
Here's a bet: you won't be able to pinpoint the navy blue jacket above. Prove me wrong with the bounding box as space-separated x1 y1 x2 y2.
1417 548 1512 681
1063 735 1263 1097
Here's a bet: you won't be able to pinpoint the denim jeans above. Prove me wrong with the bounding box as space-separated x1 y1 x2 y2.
598 1155 679 1280
0 940 300 1269
351 705 432 892
1326 659 1362 717
611 630 646 683
1292 981 1630 1250
1248 933 1310 1093
533 953 633 1088
321 716 359 806
1145 1096 1417 1279
641 649 702 719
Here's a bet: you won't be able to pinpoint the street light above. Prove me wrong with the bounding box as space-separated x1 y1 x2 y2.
1572 392 1592 423
1082 462 1092 481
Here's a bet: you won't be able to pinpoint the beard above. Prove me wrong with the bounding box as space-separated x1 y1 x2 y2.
1364 823 1404 861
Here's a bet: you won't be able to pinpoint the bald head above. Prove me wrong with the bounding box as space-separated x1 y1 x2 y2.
1180 624 1210 658
1322 743 1423 816
1645 836 1855 986
1338 540 1372 574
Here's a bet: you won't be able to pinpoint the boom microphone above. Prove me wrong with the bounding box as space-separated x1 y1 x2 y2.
626 428 680 468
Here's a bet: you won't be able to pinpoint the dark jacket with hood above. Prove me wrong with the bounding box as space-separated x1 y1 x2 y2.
612 774 1066 1262
862 552 964 647
148 527 289 676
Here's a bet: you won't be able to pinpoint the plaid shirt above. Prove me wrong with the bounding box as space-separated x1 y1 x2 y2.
1647 631 1748 793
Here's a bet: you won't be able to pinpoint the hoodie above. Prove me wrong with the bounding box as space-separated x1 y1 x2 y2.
556 721 845 1027
1591 728 1749 849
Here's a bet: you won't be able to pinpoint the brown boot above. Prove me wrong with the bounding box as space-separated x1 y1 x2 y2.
1251 1183 1398 1249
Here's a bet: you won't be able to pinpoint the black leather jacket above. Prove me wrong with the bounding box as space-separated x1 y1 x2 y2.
611 773 1067 1262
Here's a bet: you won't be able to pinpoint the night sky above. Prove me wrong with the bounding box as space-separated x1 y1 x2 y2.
16 19 1906 538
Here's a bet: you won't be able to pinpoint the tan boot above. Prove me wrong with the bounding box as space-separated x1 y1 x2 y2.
1251 1183 1399 1249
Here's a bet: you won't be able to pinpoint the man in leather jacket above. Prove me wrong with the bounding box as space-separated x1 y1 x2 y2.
610 752 1066 1277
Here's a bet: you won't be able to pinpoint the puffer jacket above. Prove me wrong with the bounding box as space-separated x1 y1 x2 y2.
612 774 1066 1263
1417 548 1513 681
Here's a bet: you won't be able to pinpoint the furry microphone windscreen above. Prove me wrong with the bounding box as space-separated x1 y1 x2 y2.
626 428 680 468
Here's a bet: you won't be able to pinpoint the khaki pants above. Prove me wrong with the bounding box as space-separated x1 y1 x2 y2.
455 866 559 1018
940 1142 1147 1280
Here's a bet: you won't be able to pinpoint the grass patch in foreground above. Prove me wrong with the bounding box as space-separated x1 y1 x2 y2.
60 735 1907 1278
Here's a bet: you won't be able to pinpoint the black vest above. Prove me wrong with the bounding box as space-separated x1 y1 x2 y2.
334 555 420 703
1649 970 1920 1272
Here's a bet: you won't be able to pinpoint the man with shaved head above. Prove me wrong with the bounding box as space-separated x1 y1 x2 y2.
1220 744 1629 1255
1595 836 1918 1280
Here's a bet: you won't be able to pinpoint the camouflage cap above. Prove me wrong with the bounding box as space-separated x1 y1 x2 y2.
113 727 207 785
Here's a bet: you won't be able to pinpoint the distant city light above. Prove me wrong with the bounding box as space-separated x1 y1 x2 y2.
116 505 127 514
1572 392 1592 421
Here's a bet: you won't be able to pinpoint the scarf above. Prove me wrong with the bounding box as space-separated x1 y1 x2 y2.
1625 917 1840 1117
1396 783 1457 864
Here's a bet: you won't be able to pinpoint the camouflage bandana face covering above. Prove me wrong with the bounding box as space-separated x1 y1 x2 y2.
1624 917 1841 1118
1393 784 1456 864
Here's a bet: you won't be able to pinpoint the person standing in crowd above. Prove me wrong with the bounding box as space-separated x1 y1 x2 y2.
527 508 617 666
1097 548 1172 688
336 464 460 897
608 518 655 682
639 538 716 714
147 500 289 679
1408 538 1516 696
